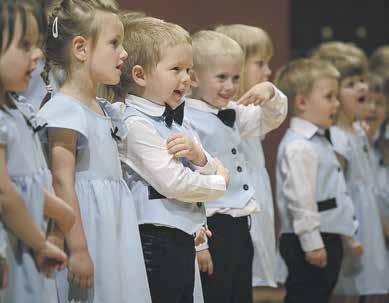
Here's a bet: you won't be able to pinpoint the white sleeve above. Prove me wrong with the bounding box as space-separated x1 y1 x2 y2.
236 84 288 138
282 140 324 252
120 117 226 203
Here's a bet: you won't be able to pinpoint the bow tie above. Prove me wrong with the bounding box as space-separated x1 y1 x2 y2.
216 109 236 128
162 102 185 128
318 129 332 145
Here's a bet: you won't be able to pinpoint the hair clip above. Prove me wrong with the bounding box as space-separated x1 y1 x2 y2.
52 17 59 38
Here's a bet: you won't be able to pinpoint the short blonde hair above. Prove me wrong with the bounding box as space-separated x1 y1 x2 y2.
311 41 368 80
274 58 339 114
114 17 191 98
215 24 273 98
369 46 389 96
191 30 243 71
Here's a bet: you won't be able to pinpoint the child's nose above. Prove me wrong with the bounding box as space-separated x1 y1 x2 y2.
264 64 272 77
33 47 44 62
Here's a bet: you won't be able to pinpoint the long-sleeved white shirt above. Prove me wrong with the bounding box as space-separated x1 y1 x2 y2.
117 95 227 204
281 117 324 251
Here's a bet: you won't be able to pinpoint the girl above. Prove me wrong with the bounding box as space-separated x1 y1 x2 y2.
39 1 151 302
313 42 389 303
215 24 278 288
0 1 73 302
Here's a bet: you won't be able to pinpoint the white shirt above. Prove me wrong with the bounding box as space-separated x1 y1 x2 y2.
188 85 287 218
117 95 227 204
281 117 324 251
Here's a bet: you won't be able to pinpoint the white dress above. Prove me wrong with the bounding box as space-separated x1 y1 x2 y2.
39 93 152 303
1 96 57 303
332 125 389 295
241 138 277 287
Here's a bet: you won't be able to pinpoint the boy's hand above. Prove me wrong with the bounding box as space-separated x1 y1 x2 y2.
67 249 94 289
47 231 65 251
197 249 213 275
305 248 327 268
167 133 206 166
35 240 67 276
237 81 275 106
195 226 212 246
215 158 230 187
0 258 8 289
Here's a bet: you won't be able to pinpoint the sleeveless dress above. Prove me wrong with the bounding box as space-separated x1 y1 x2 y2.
39 93 152 303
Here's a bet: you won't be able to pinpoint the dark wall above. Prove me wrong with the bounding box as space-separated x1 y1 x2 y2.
118 0 290 198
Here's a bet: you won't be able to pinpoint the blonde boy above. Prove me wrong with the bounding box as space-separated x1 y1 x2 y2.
186 30 287 303
274 58 356 303
113 17 229 303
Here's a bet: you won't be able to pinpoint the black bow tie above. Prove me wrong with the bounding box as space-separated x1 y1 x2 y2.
216 109 236 128
163 102 185 128
318 129 332 145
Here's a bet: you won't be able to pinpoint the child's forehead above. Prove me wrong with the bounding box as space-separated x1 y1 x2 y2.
311 77 338 91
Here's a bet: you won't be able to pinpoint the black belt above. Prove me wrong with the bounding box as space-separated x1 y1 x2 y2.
317 198 337 212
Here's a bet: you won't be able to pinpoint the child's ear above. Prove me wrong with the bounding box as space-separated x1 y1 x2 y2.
295 94 308 112
189 70 199 88
132 65 147 87
72 36 89 62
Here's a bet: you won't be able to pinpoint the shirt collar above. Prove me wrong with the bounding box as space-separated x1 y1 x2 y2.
186 97 232 114
290 117 320 139
125 94 166 117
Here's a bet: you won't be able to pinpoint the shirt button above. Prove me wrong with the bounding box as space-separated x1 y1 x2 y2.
237 166 242 172
231 148 237 155
243 184 249 191
337 167 341 172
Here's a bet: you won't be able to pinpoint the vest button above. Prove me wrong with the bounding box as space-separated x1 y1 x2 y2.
243 184 249 190
237 166 242 172
231 148 237 155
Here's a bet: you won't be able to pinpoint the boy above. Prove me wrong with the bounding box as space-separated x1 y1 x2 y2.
274 58 357 303
113 17 229 303
186 30 287 303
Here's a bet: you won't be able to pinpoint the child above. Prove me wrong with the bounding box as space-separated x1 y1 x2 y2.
215 23 278 288
187 30 287 303
38 1 152 302
112 17 229 303
274 58 357 303
312 42 389 299
0 1 73 302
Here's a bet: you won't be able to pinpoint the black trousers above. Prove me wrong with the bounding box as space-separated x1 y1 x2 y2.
279 233 343 303
139 224 195 303
201 214 254 303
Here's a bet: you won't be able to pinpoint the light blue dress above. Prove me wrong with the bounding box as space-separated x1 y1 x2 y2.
0 95 56 303
332 125 389 295
240 138 277 287
39 93 152 303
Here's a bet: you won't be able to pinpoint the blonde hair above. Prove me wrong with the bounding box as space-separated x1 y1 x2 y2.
191 30 243 71
369 46 389 96
274 58 339 114
44 0 118 87
311 41 368 80
114 17 191 99
215 24 273 98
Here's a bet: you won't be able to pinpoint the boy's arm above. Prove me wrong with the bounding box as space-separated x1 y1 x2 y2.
121 117 227 203
236 82 288 138
282 140 324 252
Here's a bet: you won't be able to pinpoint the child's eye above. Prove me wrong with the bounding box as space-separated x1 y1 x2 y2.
111 39 118 47
19 40 31 51
256 61 264 67
172 67 180 72
232 75 240 82
216 74 227 80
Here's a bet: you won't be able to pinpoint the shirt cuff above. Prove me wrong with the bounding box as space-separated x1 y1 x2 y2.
192 149 217 175
195 235 209 251
298 229 324 252
263 84 287 115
